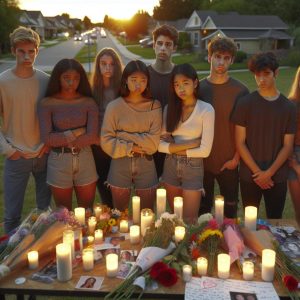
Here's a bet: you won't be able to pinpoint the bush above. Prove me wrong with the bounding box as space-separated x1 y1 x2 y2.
281 49 300 66
234 50 247 63
178 32 192 52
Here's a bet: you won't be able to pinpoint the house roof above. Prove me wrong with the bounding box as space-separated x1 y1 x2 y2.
194 10 218 19
20 10 42 27
204 14 288 30
159 19 188 31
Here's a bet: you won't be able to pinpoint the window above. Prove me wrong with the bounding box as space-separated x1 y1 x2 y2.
236 42 241 50
194 32 199 46
194 17 199 26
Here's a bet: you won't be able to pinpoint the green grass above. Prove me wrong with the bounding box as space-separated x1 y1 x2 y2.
117 36 139 46
75 43 97 63
126 45 156 59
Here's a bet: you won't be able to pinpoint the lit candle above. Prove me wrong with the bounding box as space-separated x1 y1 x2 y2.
94 229 103 244
88 216 97 234
215 195 224 225
174 197 183 219
175 226 185 243
156 188 166 219
87 236 94 246
261 249 276 282
56 243 72 282
106 253 118 277
120 219 129 233
27 250 39 270
74 227 83 252
182 265 193 282
82 248 94 271
197 257 208 276
74 207 85 226
63 229 75 260
140 208 154 236
218 253 230 279
245 206 257 231
94 203 102 220
132 196 140 224
130 225 140 244
243 261 254 281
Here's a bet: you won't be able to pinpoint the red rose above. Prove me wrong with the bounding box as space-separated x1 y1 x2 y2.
283 275 298 291
191 248 201 260
150 262 168 279
0 234 9 243
157 267 178 287
207 219 219 230
190 233 197 242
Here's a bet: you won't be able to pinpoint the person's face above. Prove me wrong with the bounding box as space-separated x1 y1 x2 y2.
173 74 197 101
60 69 80 93
12 41 38 68
254 68 278 91
99 54 115 79
86 278 95 285
126 71 147 95
153 35 175 62
208 51 233 75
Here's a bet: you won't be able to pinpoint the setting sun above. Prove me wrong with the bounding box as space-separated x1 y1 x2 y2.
19 0 160 22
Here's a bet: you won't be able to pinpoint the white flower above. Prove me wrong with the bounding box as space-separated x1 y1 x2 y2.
160 212 177 220
155 219 162 228
198 213 213 225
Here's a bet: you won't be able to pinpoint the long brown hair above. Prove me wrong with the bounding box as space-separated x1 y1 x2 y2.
288 66 300 103
90 47 123 105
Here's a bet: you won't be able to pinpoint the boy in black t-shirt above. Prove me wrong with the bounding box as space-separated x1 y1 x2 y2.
232 52 296 218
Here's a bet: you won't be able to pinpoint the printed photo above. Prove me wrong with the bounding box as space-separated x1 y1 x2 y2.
75 276 104 290
230 291 258 300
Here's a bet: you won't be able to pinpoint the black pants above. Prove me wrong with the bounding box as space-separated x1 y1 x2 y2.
199 168 239 218
91 145 113 208
153 151 166 179
240 180 287 219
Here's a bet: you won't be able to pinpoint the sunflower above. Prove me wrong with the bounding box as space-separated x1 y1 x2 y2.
108 218 117 226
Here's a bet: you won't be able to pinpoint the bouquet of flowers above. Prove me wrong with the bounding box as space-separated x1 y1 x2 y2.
0 207 78 278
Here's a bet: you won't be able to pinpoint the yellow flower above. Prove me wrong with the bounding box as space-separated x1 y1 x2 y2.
199 229 223 243
108 218 116 226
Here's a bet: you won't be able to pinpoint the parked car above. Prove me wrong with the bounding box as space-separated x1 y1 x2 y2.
74 34 82 41
139 36 152 48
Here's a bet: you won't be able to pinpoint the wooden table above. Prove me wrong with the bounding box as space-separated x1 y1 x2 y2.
0 219 298 300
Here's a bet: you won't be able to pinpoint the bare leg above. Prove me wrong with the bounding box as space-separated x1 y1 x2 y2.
136 187 156 210
74 181 97 209
163 182 183 213
51 186 73 210
110 186 131 210
182 189 202 224
288 180 300 226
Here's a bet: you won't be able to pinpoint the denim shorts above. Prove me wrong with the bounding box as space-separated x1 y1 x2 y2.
47 146 98 188
161 154 204 190
288 145 300 181
107 156 158 189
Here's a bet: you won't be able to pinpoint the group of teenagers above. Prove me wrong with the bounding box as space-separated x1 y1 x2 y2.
1 24 300 234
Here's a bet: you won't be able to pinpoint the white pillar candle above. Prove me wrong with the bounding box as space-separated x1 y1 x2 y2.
27 251 39 270
140 208 154 236
156 188 166 219
130 225 140 244
106 253 118 277
74 207 85 226
243 261 254 281
94 229 103 244
87 235 94 246
245 206 257 231
120 219 129 233
215 195 224 225
218 253 230 279
182 264 193 282
88 216 97 234
197 257 208 276
175 226 185 243
174 196 183 220
262 249 276 282
94 204 102 220
132 196 140 224
63 229 75 260
56 243 72 282
82 248 94 271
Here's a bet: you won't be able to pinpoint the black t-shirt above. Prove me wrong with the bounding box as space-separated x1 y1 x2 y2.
231 91 297 182
199 77 249 174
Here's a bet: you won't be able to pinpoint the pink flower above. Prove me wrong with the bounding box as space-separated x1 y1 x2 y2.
207 219 219 230
99 212 110 221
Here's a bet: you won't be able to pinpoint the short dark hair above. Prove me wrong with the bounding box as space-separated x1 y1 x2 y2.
119 60 151 98
207 36 237 57
167 63 199 132
152 24 179 46
46 59 92 97
248 52 279 73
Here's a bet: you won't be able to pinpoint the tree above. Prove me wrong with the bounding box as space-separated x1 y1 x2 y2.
83 15 93 30
0 0 20 54
124 11 149 39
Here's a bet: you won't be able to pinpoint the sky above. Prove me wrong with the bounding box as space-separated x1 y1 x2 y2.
19 0 160 23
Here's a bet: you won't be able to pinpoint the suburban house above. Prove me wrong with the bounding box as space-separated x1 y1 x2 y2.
19 10 46 40
184 10 293 54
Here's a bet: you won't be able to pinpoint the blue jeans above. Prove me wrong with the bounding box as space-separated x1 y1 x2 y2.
3 154 51 233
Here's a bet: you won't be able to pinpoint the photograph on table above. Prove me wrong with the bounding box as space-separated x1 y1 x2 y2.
105 235 126 246
94 243 120 261
230 291 258 300
116 262 134 279
120 249 138 262
75 276 104 290
31 259 57 284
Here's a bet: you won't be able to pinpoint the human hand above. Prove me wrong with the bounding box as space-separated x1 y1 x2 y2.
160 133 174 143
252 170 274 189
8 150 22 160
188 138 201 149
132 144 144 154
220 158 239 171
73 127 86 137
38 145 50 158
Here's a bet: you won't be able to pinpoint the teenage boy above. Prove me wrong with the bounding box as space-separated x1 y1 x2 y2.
0 26 51 233
148 24 179 177
198 36 249 218
232 52 296 218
